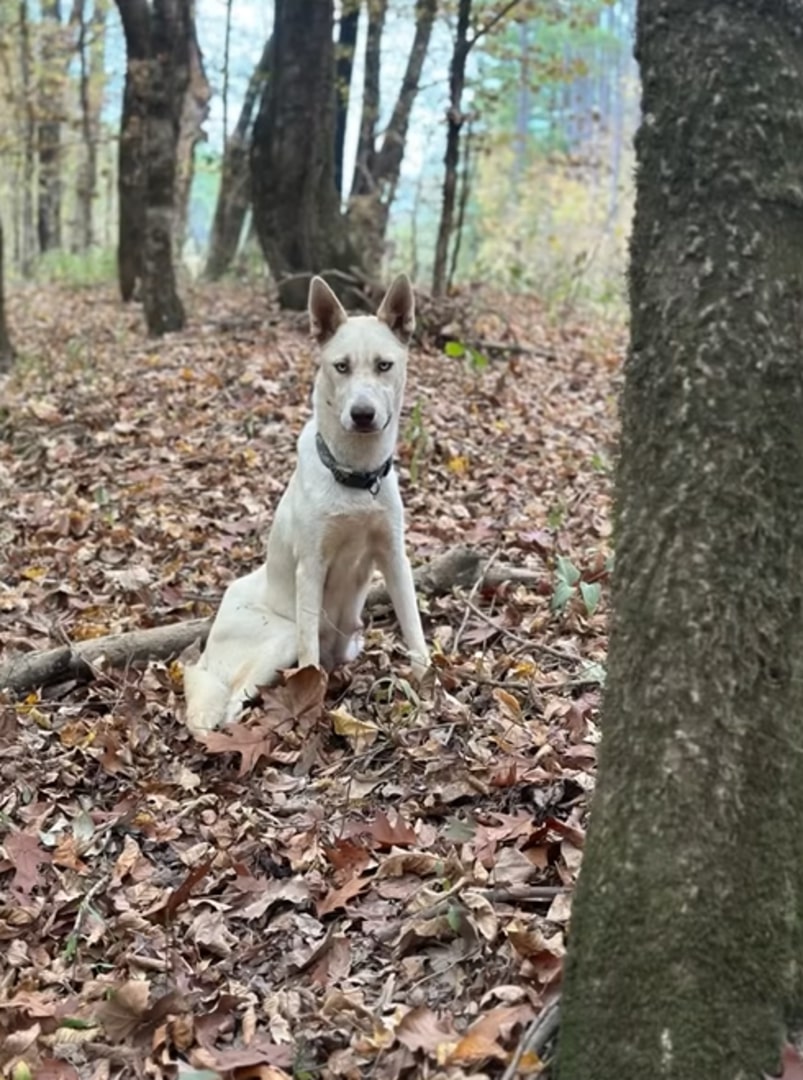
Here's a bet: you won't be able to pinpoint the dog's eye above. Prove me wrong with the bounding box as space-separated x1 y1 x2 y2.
376 359 393 373
333 360 350 374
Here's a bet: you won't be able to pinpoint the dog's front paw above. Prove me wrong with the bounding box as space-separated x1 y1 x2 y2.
410 653 431 684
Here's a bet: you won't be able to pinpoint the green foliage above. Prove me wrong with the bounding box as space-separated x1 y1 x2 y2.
552 554 602 617
466 144 633 313
575 659 607 687
34 248 116 287
443 339 489 372
590 450 612 473
475 0 625 154
442 0 636 311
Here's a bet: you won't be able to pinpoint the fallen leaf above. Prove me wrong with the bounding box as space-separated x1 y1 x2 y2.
4 831 51 897
97 981 150 1042
395 1006 456 1055
369 810 417 848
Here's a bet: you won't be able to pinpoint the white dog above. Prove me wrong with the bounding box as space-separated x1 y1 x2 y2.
183 274 429 734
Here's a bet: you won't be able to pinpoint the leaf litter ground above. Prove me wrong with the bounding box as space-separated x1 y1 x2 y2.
0 282 623 1079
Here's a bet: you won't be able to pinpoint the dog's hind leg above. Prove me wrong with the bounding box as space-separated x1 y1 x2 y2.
183 568 298 734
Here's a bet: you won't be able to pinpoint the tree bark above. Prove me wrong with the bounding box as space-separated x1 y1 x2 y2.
334 0 360 199
557 2 803 1078
250 0 365 309
432 0 471 297
347 0 436 278
0 546 538 696
141 0 189 334
115 0 150 300
37 0 64 254
75 0 108 251
350 0 386 201
0 221 14 371
18 0 36 277
204 35 271 281
173 11 210 260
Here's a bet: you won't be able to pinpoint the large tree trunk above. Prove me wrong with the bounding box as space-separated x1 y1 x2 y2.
204 35 271 281
334 0 360 199
0 222 14 372
347 0 436 278
432 0 470 297
115 0 150 300
173 12 210 260
141 0 190 334
250 0 365 309
37 0 64 254
557 2 803 1078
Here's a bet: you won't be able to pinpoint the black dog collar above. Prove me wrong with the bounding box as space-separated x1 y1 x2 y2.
316 433 393 496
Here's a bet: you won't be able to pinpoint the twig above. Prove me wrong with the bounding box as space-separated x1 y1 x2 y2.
468 0 523 49
463 598 581 664
501 999 561 1080
453 547 500 654
480 885 568 903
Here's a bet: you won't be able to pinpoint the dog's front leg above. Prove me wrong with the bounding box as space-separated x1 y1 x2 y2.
295 560 325 668
377 545 429 680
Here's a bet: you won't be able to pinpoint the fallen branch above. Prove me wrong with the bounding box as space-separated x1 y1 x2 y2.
0 545 542 696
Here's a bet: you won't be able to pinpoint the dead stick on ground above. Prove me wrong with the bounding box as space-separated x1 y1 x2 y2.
501 999 561 1080
1 546 545 697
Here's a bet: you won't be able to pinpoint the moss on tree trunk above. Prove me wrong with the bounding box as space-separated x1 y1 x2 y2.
558 1 803 1078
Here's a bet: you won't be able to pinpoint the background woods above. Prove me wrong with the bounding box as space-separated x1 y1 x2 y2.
0 0 638 328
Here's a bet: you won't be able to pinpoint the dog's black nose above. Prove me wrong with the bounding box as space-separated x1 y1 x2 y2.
350 404 376 431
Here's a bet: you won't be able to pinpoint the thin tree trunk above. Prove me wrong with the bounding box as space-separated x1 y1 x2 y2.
37 0 63 254
350 0 387 200
447 117 473 289
432 0 470 297
334 0 360 200
558 1 803 1077
514 19 529 184
607 8 624 227
142 0 190 333
18 0 36 277
173 10 210 261
221 0 232 153
0 221 14 371
115 0 150 300
204 35 271 280
346 0 436 277
76 0 107 250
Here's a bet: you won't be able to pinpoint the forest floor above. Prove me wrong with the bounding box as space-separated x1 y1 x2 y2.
0 280 624 1080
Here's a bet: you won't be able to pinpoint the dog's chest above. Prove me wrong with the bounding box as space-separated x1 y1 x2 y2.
320 505 390 568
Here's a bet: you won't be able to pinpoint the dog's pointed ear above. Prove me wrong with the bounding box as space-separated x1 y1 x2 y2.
377 274 415 343
309 276 348 344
